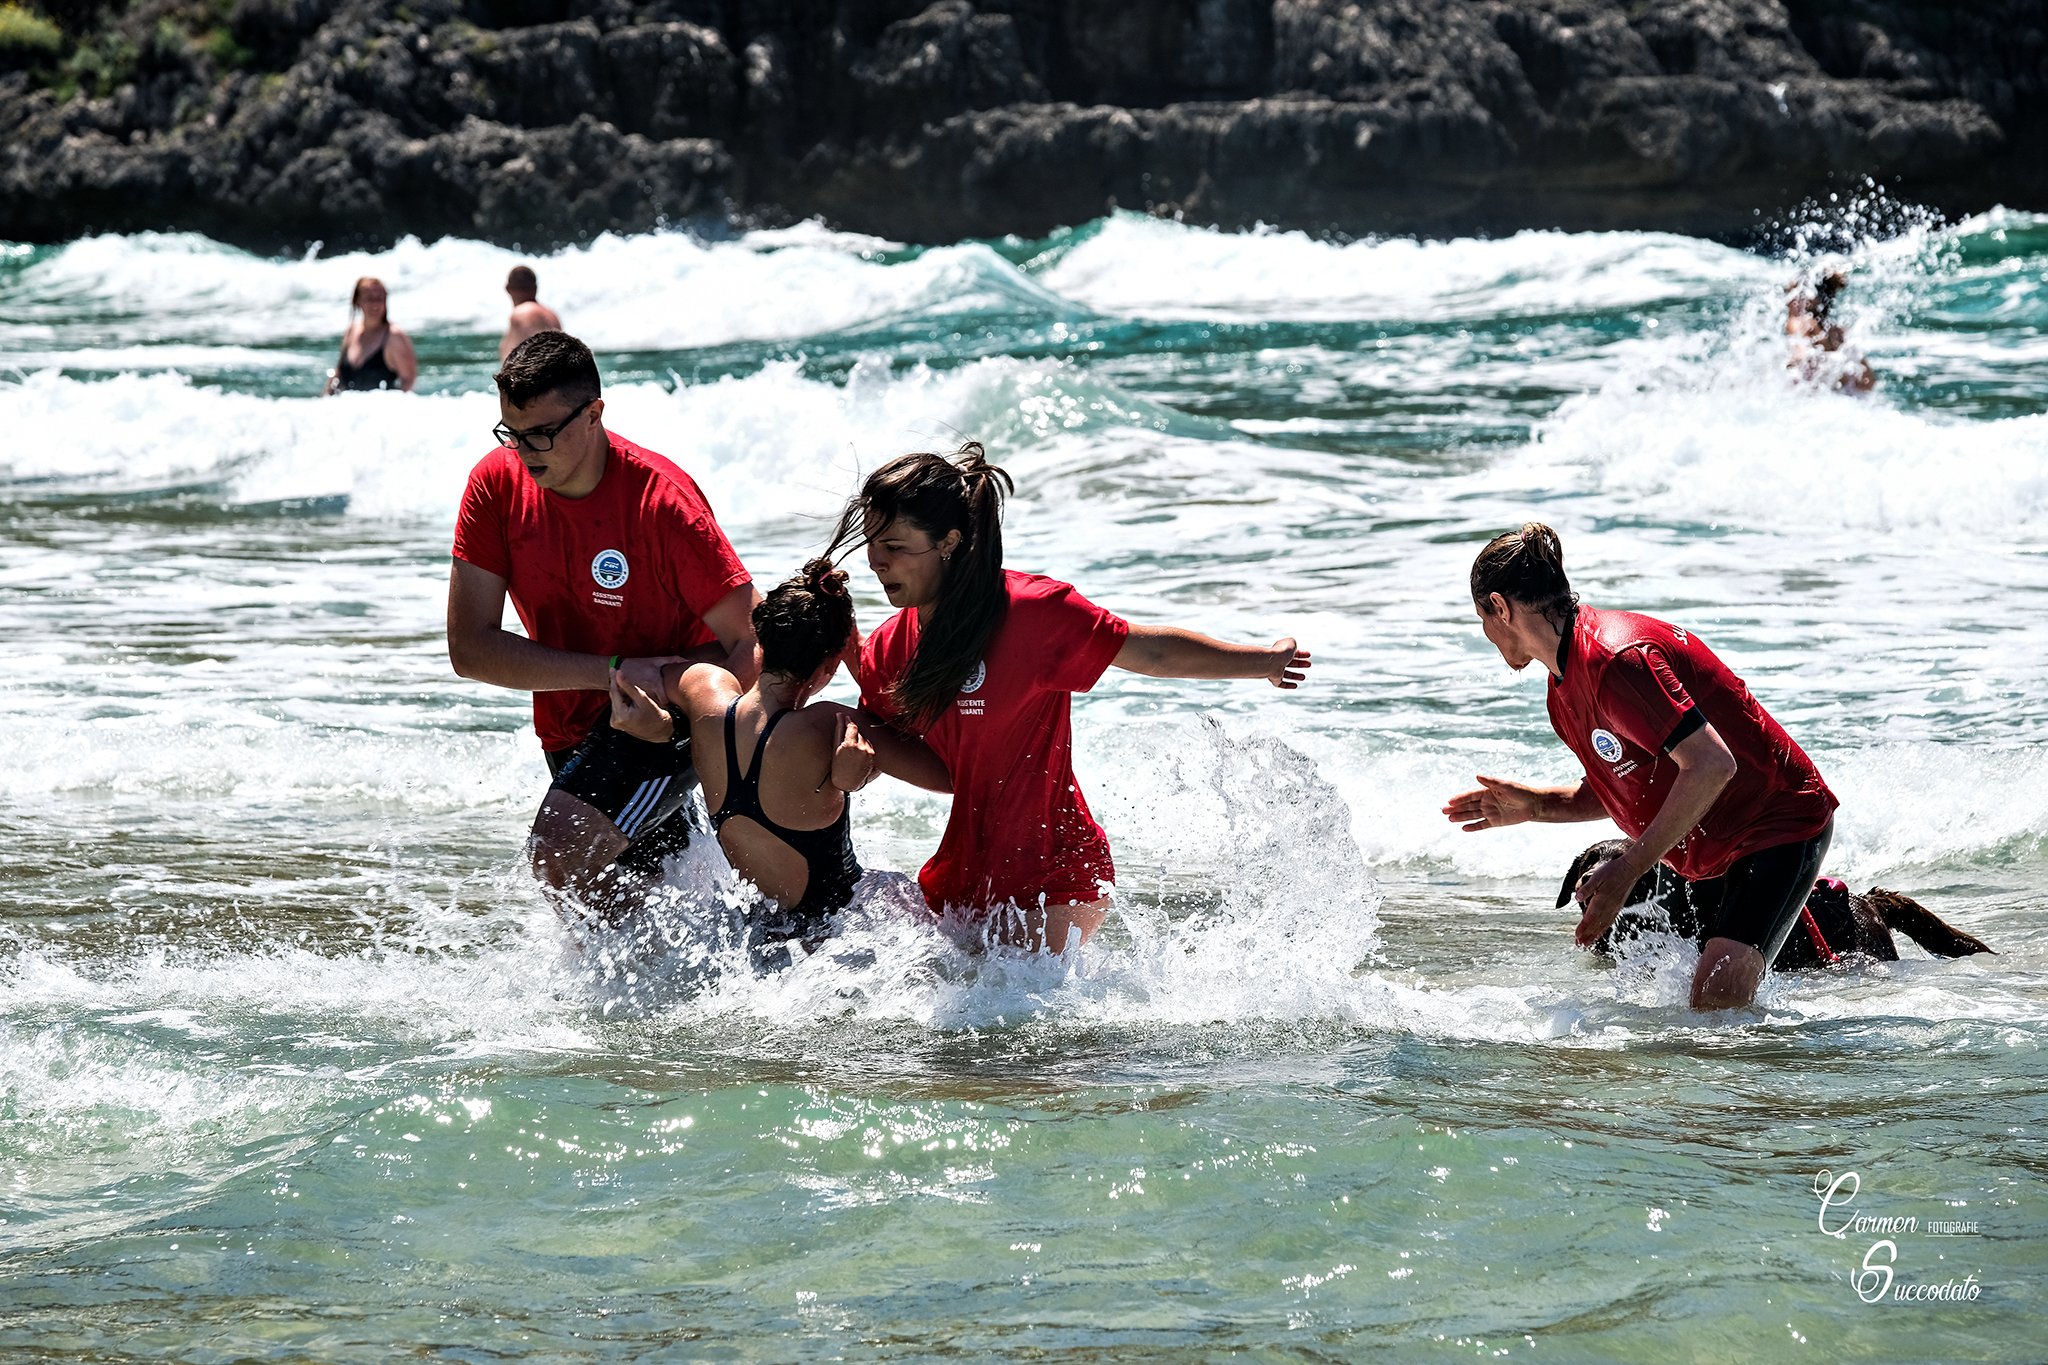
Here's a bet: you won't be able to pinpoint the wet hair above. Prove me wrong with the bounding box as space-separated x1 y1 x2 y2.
494 330 600 409
1787 270 1849 328
755 558 856 681
506 265 538 294
824 442 1013 730
349 276 388 320
1811 271 1848 326
1470 522 1578 632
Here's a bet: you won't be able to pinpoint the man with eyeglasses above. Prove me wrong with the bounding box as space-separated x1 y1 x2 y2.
449 330 762 921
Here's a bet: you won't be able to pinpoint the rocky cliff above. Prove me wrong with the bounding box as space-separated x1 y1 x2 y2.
3 0 2044 249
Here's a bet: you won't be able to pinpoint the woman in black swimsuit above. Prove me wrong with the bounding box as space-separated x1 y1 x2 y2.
324 276 418 394
607 558 951 951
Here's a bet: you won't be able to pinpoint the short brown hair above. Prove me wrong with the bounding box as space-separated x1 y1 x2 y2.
494 330 599 409
506 265 537 293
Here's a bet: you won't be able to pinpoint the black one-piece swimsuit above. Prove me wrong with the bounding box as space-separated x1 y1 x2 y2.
709 700 863 942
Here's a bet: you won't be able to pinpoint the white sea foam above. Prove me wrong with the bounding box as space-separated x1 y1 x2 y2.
0 228 1068 352
1528 359 2048 533
1037 213 1764 320
0 355 1186 524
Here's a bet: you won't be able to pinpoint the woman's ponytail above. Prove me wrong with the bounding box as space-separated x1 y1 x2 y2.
1471 521 1578 631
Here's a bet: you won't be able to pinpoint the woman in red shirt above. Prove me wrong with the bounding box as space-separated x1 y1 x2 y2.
1441 523 1838 1009
826 443 1311 954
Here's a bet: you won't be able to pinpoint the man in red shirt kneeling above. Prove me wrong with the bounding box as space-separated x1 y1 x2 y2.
1441 522 1838 1010
447 331 762 921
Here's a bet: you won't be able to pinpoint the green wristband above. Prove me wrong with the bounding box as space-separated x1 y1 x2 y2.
608 655 622 670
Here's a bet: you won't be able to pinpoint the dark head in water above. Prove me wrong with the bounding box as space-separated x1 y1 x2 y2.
1786 270 1850 335
1557 838 1994 969
826 442 1013 729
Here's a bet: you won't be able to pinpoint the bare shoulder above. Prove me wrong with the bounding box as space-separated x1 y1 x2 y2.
775 702 845 754
677 663 741 720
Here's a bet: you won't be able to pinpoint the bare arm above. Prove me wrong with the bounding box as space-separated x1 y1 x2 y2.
323 323 352 396
1442 774 1609 832
1570 724 1736 945
447 556 690 711
833 706 952 793
696 582 764 689
385 328 419 393
448 558 621 691
1113 625 1310 689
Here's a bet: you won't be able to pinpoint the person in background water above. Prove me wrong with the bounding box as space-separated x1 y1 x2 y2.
324 276 417 393
447 330 762 924
1441 523 1839 1010
607 559 952 959
826 443 1311 955
501 265 563 360
1785 271 1875 393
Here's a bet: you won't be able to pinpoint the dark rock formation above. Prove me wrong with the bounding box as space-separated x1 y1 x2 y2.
2 0 2044 249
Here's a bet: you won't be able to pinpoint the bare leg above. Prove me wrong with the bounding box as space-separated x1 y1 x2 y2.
992 898 1111 955
1691 936 1766 1009
528 789 653 925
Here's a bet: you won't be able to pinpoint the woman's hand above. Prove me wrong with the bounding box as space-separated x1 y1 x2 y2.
607 668 676 744
824 712 879 793
1265 638 1311 689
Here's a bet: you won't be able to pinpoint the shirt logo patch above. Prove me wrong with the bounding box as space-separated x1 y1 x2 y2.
960 661 986 694
591 549 629 590
1671 627 1688 643
1590 728 1625 764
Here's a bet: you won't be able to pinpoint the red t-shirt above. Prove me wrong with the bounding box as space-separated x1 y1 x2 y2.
451 433 752 752
858 571 1131 912
1547 608 1837 881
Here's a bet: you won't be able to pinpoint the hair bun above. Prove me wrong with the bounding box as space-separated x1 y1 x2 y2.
802 556 849 599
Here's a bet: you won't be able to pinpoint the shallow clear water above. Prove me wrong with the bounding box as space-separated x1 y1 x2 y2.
2 203 2044 1360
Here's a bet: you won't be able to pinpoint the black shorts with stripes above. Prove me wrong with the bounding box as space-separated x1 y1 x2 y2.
545 722 700 861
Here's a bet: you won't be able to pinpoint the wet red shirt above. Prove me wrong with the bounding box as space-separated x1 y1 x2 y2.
858 571 1131 912
1547 608 1837 881
452 433 751 752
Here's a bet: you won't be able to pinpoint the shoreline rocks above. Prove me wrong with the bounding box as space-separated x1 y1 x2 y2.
3 0 2043 251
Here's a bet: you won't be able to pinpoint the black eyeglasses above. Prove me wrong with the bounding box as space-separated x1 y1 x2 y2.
493 398 594 453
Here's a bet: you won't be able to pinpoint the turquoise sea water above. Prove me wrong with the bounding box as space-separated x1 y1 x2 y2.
2 204 2044 1360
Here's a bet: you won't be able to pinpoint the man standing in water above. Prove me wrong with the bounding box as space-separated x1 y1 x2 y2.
449 330 761 919
500 266 562 359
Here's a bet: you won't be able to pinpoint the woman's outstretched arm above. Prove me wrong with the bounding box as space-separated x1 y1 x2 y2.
1112 626 1310 689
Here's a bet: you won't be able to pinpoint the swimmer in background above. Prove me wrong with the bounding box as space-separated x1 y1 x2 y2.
1786 271 1875 393
501 266 563 359
607 558 952 957
324 276 417 393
